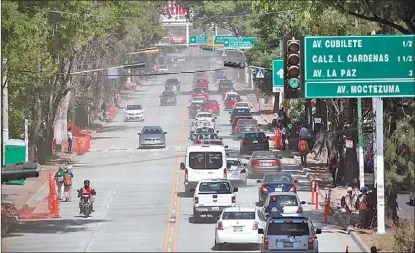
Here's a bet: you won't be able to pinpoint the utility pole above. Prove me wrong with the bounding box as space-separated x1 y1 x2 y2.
1 60 9 166
357 98 365 189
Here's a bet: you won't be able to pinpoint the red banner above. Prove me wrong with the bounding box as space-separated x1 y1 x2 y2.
170 36 186 44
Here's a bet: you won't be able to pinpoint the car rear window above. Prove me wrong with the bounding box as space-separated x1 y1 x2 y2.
193 88 207 93
222 212 255 220
196 128 214 133
235 103 249 107
207 100 218 105
267 222 310 236
196 133 219 139
270 195 298 206
254 152 277 159
199 181 230 193
189 152 223 170
228 96 240 101
127 105 142 110
142 128 163 134
234 109 250 114
193 97 205 102
227 160 241 167
166 79 179 84
264 174 293 183
238 119 257 125
204 140 222 145
245 132 266 139
198 113 213 118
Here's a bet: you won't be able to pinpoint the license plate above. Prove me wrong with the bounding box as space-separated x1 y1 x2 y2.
275 188 283 192
245 128 251 131
211 207 220 211
233 227 243 232
253 140 259 144
262 163 272 166
283 242 293 247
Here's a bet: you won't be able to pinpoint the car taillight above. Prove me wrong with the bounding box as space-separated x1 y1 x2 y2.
308 238 313 249
185 169 188 182
236 126 243 130
251 160 260 165
242 138 248 143
263 237 269 250
217 222 223 230
194 196 199 204
231 196 236 203
263 137 268 142
195 140 202 144
260 185 268 192
297 205 303 213
194 133 198 136
272 160 280 165
224 168 227 178
290 185 297 192
240 169 246 174
252 221 259 230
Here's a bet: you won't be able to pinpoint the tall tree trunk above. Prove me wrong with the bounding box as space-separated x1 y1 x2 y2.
273 93 280 113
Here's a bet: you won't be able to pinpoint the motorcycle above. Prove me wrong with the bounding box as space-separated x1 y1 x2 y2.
77 190 92 218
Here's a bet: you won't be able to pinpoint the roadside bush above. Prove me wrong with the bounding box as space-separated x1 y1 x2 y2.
393 219 415 252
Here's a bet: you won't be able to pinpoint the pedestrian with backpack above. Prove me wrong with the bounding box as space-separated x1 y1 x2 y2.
298 138 309 167
358 187 369 228
340 187 355 226
62 164 74 201
54 166 65 200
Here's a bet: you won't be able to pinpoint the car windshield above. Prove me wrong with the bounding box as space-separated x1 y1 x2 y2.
196 79 206 83
222 212 255 220
254 152 277 159
191 103 204 108
245 132 266 139
196 133 219 139
162 92 175 96
235 103 249 107
228 95 240 101
238 119 257 125
193 88 207 93
193 97 205 102
127 105 142 110
264 174 293 183
206 100 218 105
267 222 310 236
142 128 163 134
189 152 223 170
193 121 210 127
227 160 241 167
166 79 179 85
198 181 231 193
196 127 214 133
202 139 223 145
220 80 232 84
270 195 298 206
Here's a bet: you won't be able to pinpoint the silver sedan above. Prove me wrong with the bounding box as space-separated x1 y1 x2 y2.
138 126 167 149
226 158 248 186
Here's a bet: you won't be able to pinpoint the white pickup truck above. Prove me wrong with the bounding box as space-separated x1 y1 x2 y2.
191 179 238 221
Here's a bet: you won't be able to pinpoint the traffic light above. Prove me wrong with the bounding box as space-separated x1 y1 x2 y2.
1 161 40 182
283 36 305 99
224 61 245 68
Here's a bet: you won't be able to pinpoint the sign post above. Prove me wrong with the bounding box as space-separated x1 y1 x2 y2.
304 35 415 98
272 60 284 92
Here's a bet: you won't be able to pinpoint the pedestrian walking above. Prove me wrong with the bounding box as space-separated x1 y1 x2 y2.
67 127 73 153
62 164 74 201
329 152 340 187
298 138 309 167
340 186 356 226
54 166 65 200
358 187 369 228
281 124 287 150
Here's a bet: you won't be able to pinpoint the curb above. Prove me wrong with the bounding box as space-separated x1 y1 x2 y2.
300 157 371 253
1 216 18 237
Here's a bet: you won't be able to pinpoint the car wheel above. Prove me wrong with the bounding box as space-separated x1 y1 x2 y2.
193 207 201 221
215 240 223 250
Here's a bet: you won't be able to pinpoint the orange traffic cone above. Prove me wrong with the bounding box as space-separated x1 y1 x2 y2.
345 246 349 253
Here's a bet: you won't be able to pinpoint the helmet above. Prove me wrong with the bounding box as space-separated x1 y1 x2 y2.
84 180 90 187
360 187 367 193
347 187 353 193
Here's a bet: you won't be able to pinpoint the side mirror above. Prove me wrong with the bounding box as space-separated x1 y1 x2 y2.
279 156 283 160
258 228 264 234
294 180 298 183
316 228 322 234
257 179 262 183
216 130 220 133
224 145 229 148
137 133 141 135
243 163 247 167
226 153 229 156
214 117 217 119
229 120 232 123
258 124 262 127
266 136 270 139
233 188 238 192
229 112 231 114
180 162 185 170
301 201 306 205
190 188 195 193
164 132 167 134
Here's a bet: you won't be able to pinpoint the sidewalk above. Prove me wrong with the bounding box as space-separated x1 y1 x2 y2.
1 152 79 236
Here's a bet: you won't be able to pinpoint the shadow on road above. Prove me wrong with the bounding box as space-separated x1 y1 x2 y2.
5 219 109 236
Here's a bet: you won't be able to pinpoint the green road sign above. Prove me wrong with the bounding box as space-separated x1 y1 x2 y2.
272 60 284 92
213 36 234 47
304 35 415 98
189 36 207 45
224 37 257 49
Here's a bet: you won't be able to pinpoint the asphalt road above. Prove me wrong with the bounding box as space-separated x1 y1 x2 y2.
2 50 363 252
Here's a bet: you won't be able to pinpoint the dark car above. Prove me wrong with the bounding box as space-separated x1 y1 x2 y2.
229 108 252 123
159 91 177 106
257 172 298 204
165 78 180 92
240 132 270 154
218 79 234 92
214 70 226 80
188 103 205 119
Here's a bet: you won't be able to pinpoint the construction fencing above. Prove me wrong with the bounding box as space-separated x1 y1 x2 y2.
52 123 91 155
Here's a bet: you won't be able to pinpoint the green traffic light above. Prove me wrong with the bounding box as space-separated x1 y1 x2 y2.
239 63 245 68
288 78 300 89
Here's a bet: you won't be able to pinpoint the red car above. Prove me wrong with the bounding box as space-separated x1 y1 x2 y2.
224 94 242 110
222 89 237 100
194 78 209 89
191 87 209 100
204 100 220 115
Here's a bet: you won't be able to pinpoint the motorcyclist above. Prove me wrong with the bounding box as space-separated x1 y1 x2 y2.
78 180 96 214
265 196 284 218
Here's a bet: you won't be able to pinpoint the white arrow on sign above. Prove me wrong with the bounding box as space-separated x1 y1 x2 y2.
277 68 283 79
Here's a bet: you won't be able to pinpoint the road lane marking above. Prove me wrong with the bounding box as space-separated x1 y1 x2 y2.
163 97 187 252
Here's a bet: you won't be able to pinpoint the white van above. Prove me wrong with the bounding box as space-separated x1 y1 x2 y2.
180 145 227 193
